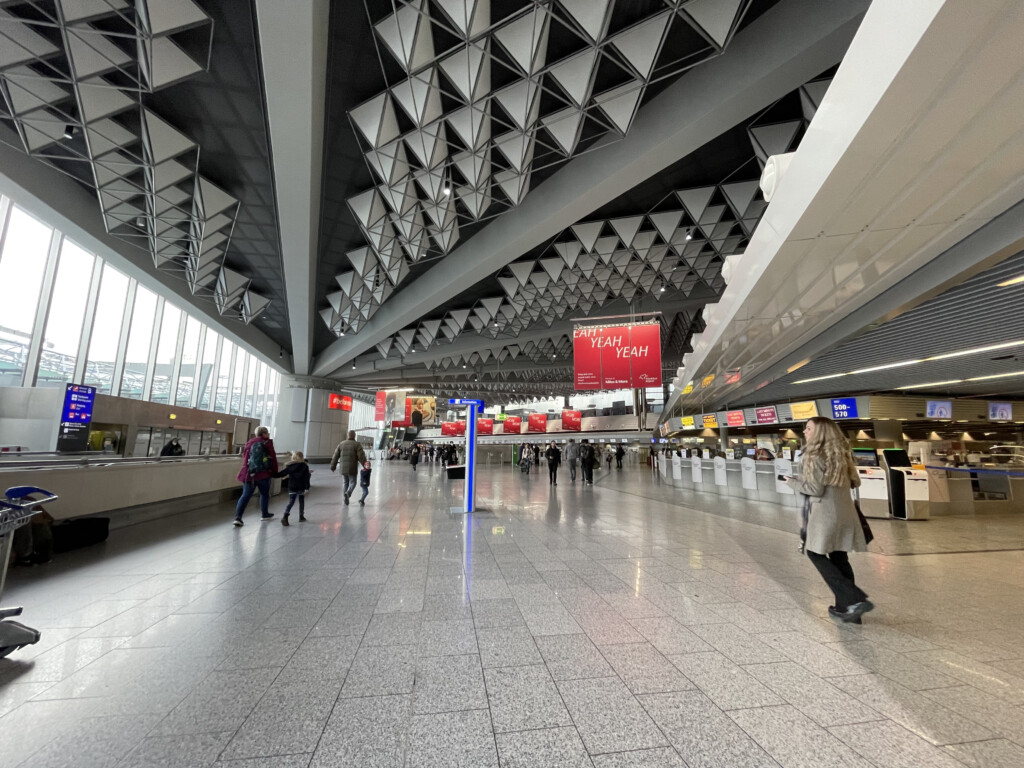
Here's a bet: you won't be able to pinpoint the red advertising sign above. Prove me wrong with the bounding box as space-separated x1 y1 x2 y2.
755 406 778 424
726 410 745 426
455 420 466 436
572 323 663 390
561 410 582 431
628 323 662 388
441 421 459 436
328 393 352 411
375 390 387 421
528 413 547 433
477 418 493 435
503 415 522 434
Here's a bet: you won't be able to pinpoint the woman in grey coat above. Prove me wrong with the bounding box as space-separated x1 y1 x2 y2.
786 416 872 623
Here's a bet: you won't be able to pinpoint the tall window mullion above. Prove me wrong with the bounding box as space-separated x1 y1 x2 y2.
110 281 136 397
74 255 105 384
142 298 164 401
25 231 62 387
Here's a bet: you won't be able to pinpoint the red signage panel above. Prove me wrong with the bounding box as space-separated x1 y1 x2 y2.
628 323 662 388
441 421 459 436
561 410 582 431
572 323 663 389
375 390 387 421
477 418 493 435
328 393 352 411
573 327 603 389
528 413 547 433
755 406 778 424
726 410 745 426
503 415 522 434
391 398 413 427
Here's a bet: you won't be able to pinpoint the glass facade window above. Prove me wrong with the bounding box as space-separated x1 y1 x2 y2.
0 207 53 387
150 303 182 404
0 195 281 420
38 239 95 387
196 329 218 410
175 316 202 406
121 286 158 399
83 263 130 394
215 339 233 412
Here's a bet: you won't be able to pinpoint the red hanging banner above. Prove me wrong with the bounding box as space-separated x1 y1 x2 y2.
441 421 459 436
477 418 493 435
328 393 352 411
572 322 663 389
503 415 522 434
561 410 582 431
375 390 387 421
528 413 547 433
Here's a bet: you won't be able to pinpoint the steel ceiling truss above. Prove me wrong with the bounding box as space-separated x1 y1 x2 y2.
0 0 270 324
323 0 752 335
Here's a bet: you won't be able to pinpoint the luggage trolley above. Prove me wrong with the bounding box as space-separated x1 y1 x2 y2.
0 486 57 658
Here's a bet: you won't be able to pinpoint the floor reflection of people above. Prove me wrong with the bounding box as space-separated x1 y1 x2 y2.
545 492 561 524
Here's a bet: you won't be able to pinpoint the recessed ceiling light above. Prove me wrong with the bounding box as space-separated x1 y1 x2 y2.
997 275 1024 287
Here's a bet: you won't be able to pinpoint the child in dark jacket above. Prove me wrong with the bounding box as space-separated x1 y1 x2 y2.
358 460 371 505
275 451 311 525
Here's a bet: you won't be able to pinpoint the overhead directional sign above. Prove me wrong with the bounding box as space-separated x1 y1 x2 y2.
449 398 485 407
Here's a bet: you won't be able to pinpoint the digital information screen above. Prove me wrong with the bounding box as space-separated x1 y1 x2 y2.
57 383 96 451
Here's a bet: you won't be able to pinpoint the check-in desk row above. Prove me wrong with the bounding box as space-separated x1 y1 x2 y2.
656 449 930 520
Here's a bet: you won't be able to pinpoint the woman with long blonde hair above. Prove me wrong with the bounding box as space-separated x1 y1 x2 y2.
786 416 873 623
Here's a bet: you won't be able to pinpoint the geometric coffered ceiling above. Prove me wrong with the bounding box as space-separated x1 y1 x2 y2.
0 0 270 325
322 0 754 338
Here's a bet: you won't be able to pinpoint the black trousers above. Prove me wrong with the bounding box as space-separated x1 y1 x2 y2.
548 463 558 484
806 550 866 610
582 462 594 484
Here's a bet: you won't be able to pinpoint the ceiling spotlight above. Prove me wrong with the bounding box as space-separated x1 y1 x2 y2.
462 364 466 368
279 347 283 359
685 228 693 241
352 363 356 369
659 285 666 292
63 124 74 140
340 331 345 336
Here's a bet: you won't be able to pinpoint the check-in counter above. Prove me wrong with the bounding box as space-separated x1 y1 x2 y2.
657 454 802 509
925 466 1024 515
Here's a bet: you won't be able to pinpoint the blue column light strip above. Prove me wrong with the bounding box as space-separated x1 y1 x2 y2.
465 402 476 513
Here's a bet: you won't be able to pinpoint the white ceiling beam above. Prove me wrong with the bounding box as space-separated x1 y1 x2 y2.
312 0 869 378
255 0 329 375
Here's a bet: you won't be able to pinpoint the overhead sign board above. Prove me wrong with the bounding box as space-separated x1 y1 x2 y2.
561 410 581 431
57 383 95 451
681 416 695 428
528 413 547 433
328 393 352 411
702 413 718 428
989 402 1013 420
926 400 952 419
477 418 493 435
755 406 778 424
503 415 522 434
830 398 858 419
726 410 745 426
789 401 819 420
572 323 663 390
449 398 485 407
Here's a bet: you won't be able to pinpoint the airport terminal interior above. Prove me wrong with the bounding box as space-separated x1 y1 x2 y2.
2 0 1024 766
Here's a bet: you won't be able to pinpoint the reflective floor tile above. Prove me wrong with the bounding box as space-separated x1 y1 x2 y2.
557 676 669 755
495 726 593 768
484 664 573 733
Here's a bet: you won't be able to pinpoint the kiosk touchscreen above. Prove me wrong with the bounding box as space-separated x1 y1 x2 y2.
853 449 889 518
881 448 930 520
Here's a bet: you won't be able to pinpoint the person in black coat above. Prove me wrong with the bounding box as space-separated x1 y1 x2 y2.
160 438 184 457
274 451 311 525
545 441 561 486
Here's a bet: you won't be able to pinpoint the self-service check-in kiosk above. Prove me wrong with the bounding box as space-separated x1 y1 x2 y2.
880 448 930 520
852 448 890 519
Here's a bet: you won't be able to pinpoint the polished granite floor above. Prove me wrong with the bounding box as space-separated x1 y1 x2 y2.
2 460 1024 767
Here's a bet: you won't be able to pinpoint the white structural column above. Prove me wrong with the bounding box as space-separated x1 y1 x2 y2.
254 0 330 375
311 0 869 377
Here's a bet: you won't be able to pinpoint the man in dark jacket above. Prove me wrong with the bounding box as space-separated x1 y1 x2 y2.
545 441 561 486
615 444 625 468
234 426 278 526
160 438 184 457
580 440 595 485
331 430 366 504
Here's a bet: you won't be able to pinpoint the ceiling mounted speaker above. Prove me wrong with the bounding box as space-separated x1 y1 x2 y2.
759 152 795 202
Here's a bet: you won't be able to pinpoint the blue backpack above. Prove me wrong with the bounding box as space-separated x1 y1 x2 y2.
247 439 269 475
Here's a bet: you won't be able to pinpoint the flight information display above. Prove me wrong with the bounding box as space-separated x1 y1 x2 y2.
57 383 96 451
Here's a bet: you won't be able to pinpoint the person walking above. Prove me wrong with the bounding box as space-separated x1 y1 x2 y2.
275 450 311 525
532 444 540 473
545 441 561 486
605 447 613 471
358 459 372 505
615 444 625 469
160 437 185 457
786 416 873 623
564 438 579 483
410 443 421 471
330 430 366 505
580 439 595 485
233 426 279 526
